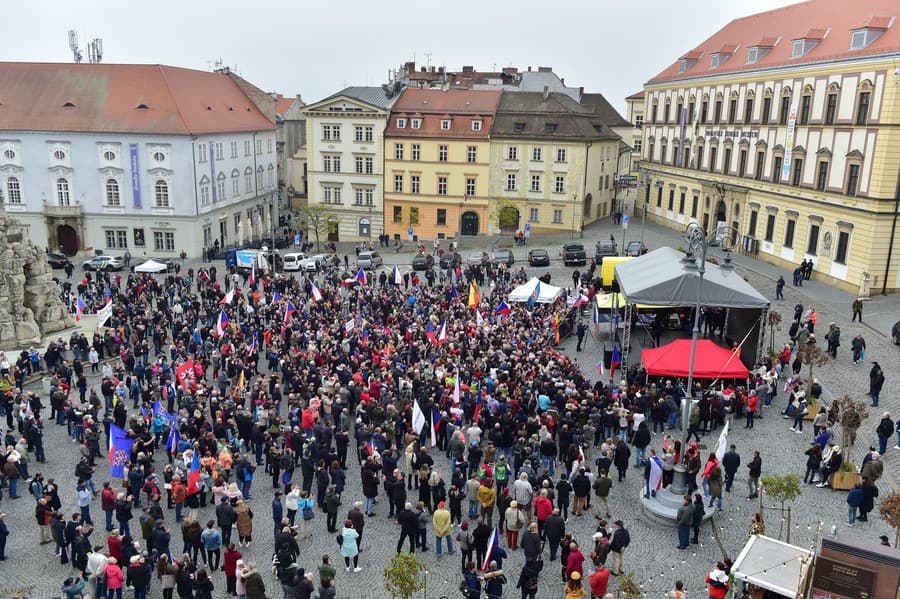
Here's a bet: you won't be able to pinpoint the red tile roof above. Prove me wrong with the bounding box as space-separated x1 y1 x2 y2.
626 90 646 100
386 88 501 139
274 94 296 117
0 62 276 134
648 0 900 84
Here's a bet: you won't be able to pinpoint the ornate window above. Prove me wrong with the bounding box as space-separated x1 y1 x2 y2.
154 180 170 207
56 178 71 205
105 178 120 206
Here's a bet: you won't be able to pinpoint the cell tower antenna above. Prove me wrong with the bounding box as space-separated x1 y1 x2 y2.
68 30 83 63
425 52 432 69
87 37 103 64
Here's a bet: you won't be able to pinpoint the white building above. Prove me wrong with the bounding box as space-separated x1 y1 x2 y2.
0 62 277 258
302 86 403 242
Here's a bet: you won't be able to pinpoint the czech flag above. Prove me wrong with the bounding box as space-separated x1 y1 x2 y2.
495 301 511 317
426 321 437 345
284 300 296 324
356 268 367 286
365 440 375 456
165 423 180 456
473 391 484 423
249 261 256 286
215 310 229 337
393 264 403 286
467 281 480 309
186 450 201 495
596 360 605 376
273 291 281 304
75 297 87 322
220 289 235 305
436 320 448 345
610 345 621 379
310 281 323 302
482 526 500 572
430 408 442 448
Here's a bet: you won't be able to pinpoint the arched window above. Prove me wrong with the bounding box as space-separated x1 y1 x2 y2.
256 165 264 191
56 178 71 205
7 177 21 203
245 167 253 194
154 180 170 207
231 169 240 196
267 164 275 187
105 178 120 206
217 172 226 202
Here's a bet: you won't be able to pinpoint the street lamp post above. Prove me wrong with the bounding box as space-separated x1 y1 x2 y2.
681 222 738 432
571 194 577 239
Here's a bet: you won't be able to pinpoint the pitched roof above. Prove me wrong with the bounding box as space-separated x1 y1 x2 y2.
391 88 502 114
0 62 275 134
626 90 646 101
317 86 402 110
491 92 620 141
579 93 631 128
648 0 900 84
274 94 296 117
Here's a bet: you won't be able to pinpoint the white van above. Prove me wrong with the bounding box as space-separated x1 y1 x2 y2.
282 252 307 272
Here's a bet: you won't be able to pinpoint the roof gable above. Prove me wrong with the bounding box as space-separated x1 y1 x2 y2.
302 94 388 115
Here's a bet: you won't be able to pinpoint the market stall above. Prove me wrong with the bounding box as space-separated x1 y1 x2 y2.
732 535 813 599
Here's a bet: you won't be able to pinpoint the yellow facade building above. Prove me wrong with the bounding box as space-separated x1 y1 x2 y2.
383 88 500 240
488 91 621 234
640 0 900 294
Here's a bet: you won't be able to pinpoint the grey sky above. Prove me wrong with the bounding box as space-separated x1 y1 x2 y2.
4 0 802 114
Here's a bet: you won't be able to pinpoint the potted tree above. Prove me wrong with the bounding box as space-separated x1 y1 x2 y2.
383 553 427 599
796 346 829 421
767 310 782 355
830 395 867 490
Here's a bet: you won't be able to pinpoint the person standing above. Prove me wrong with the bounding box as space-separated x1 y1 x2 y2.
775 276 785 300
433 501 454 556
851 334 866 364
869 365 884 408
340 519 361 572
851 298 863 322
609 520 630 576
0 513 8 560
747 450 762 499
576 322 588 352
876 412 894 455
200 520 222 571
691 493 705 544
592 470 612 518
675 496 692 550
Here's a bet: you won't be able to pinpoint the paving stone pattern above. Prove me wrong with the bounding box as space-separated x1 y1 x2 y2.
0 218 897 599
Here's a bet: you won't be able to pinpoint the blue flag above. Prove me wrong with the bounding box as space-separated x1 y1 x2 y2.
109 424 134 479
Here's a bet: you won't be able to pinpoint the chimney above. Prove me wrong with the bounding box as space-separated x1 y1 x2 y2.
542 86 550 101
296 93 303 102
578 87 584 98
430 66 436 73
438 66 444 74
538 66 552 73
406 61 415 72
527 66 532 72
560 78 565 85
462 65 474 73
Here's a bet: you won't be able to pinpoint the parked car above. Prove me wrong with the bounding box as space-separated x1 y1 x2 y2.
47 253 71 269
594 240 618 262
282 252 307 272
356 251 384 270
301 253 340 272
893 320 900 345
82 255 125 271
439 252 459 270
467 251 490 266
624 241 648 257
412 254 435 271
528 248 550 267
562 244 587 266
528 248 550 266
493 249 514 267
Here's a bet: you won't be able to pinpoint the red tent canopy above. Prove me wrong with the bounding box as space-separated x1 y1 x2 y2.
641 339 749 379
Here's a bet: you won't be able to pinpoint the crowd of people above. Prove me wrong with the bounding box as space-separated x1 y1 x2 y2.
0 242 894 599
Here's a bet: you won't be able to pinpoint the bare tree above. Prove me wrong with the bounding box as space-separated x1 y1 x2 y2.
797 344 829 384
767 310 782 354
296 203 336 252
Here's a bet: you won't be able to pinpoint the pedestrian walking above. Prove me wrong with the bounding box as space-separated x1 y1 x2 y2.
775 276 785 300
852 298 863 322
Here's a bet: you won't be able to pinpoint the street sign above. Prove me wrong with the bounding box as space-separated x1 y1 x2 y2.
622 214 629 230
408 228 414 242
618 175 638 185
524 223 531 238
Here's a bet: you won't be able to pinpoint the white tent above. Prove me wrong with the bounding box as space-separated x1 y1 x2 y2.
507 277 563 304
732 535 813 598
133 259 168 273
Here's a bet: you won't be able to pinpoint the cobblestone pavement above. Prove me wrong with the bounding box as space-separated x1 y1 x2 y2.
0 218 897 599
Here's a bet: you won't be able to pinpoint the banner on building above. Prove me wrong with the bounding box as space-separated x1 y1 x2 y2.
129 144 142 208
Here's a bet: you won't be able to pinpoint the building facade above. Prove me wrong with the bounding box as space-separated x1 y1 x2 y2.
275 94 308 211
302 87 400 242
0 63 277 258
640 0 900 293
384 88 501 240
625 91 646 215
488 91 619 234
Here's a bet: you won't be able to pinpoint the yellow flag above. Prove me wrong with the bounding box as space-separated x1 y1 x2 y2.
468 282 480 309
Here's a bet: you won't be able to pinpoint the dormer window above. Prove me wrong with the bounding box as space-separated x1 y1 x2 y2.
440 119 451 130
135 103 150 110
471 120 482 132
411 118 421 129
791 39 806 58
850 28 884 50
678 59 696 74
514 122 526 133
791 34 822 59
710 53 731 68
396 118 407 128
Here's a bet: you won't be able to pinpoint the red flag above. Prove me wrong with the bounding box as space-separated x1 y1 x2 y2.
176 359 194 389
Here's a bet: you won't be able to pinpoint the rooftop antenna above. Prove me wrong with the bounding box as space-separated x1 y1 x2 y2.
87 37 103 64
68 30 83 63
425 52 432 69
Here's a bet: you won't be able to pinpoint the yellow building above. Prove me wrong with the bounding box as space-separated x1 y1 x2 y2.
384 88 500 240
640 0 900 294
488 91 621 234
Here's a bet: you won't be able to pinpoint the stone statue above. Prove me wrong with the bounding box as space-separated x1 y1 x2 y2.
0 212 73 346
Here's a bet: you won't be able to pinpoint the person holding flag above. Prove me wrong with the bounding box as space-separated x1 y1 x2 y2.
468 281 480 309
215 310 230 337
74 297 87 321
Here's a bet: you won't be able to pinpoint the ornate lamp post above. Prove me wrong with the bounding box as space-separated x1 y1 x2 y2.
680 221 739 431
